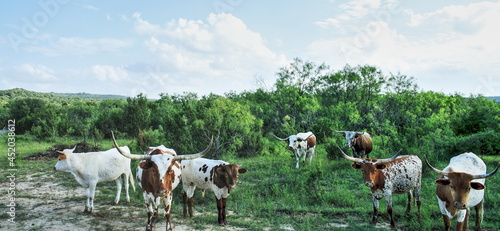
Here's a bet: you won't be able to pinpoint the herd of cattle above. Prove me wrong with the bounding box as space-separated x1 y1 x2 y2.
52 130 499 231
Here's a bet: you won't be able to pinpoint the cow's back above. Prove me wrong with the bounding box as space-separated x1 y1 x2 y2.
384 155 422 194
445 152 486 176
94 147 132 182
181 158 228 191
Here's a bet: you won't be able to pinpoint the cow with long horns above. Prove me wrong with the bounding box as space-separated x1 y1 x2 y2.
339 148 422 228
181 158 247 225
335 131 372 158
274 132 316 168
425 152 499 231
111 131 213 231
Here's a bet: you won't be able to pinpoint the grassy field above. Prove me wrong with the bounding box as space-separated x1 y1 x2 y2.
1 136 499 230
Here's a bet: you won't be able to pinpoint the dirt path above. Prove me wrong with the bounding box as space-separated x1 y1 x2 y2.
1 173 242 231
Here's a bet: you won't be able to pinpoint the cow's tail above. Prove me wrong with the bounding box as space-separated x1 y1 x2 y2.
129 171 136 192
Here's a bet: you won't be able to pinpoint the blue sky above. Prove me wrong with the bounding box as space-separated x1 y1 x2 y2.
1 0 499 98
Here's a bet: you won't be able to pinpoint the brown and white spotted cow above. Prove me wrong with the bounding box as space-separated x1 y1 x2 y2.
339 147 422 228
425 153 500 231
112 132 212 231
180 158 247 226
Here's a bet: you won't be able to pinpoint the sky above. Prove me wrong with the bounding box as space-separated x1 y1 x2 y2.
1 0 499 98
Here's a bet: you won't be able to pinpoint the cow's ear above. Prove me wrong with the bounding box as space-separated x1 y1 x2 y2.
139 161 153 169
216 166 225 174
238 168 248 174
376 164 386 170
435 179 450 186
471 182 485 190
58 153 67 160
351 163 362 169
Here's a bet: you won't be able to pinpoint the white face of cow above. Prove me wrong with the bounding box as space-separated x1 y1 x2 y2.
54 148 76 172
341 132 361 148
287 135 300 150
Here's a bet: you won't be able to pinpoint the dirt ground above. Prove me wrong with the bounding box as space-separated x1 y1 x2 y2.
1 172 246 231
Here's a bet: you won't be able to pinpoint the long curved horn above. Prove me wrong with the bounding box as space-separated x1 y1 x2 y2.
334 130 346 134
424 155 447 176
338 146 364 164
376 149 401 164
472 163 500 179
173 136 213 161
273 134 289 141
111 131 151 160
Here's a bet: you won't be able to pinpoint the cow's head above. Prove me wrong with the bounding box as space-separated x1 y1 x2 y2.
54 146 77 171
274 133 313 151
111 131 213 197
339 147 400 188
335 131 364 148
212 164 248 193
425 155 499 209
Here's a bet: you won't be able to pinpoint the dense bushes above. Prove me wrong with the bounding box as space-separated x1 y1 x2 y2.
1 59 499 159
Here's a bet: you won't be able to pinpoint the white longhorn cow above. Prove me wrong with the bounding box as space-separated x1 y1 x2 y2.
54 146 135 214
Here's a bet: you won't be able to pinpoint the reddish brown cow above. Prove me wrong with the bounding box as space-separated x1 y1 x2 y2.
112 132 212 231
340 148 422 228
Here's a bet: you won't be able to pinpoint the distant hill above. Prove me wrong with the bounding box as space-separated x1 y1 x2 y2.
51 92 128 100
487 96 500 102
0 88 127 103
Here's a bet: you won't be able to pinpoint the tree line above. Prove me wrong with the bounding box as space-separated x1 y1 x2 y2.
2 58 499 160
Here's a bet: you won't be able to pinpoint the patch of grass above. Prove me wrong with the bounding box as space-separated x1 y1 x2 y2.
4 136 500 230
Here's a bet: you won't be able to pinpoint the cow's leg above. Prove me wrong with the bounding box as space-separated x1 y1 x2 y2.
84 183 96 214
306 150 314 165
371 196 379 225
475 200 484 229
164 193 174 231
221 197 228 225
462 209 470 231
123 173 131 203
442 214 451 231
294 151 300 168
144 194 155 231
182 191 188 217
406 191 413 213
182 191 195 218
455 209 467 231
385 195 396 228
415 183 422 219
216 197 226 226
114 175 123 204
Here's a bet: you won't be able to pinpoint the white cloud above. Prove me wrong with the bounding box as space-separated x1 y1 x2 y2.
25 37 132 56
92 65 127 82
309 1 500 95
132 13 288 95
15 64 57 81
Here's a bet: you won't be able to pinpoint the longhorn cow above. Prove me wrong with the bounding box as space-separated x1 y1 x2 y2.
335 131 372 158
425 152 499 231
181 158 247 225
111 131 213 231
274 132 316 168
54 146 135 214
339 147 422 228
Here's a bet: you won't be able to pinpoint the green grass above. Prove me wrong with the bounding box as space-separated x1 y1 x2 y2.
1 135 499 230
